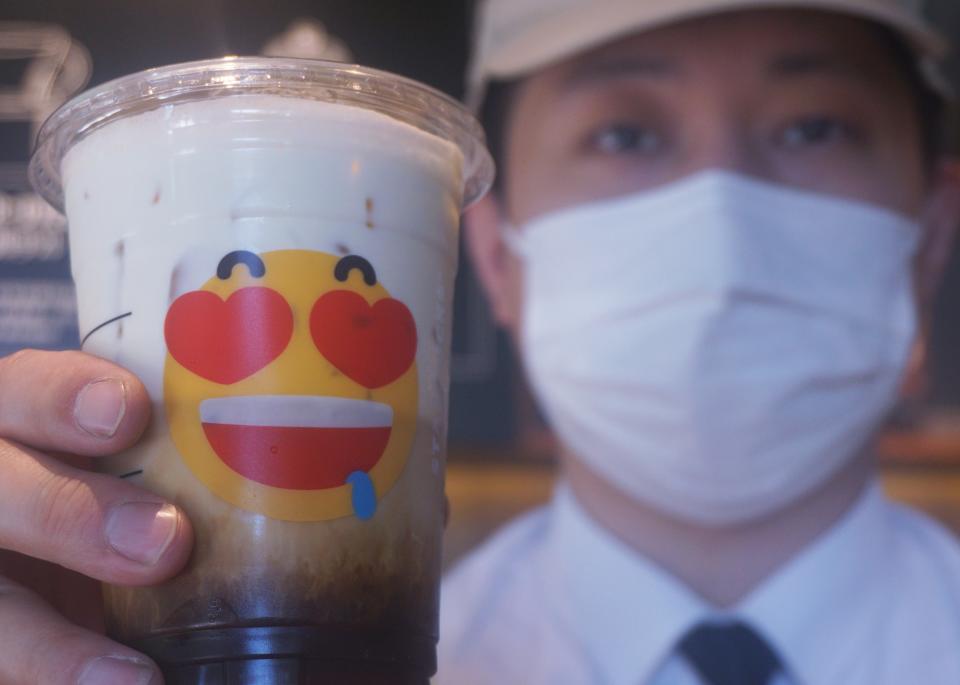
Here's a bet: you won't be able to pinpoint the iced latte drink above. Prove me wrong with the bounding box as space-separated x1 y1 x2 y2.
29 57 493 684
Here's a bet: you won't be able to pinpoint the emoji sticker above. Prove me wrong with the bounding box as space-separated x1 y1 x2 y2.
163 249 418 522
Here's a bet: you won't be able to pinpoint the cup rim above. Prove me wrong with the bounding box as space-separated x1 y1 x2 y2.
29 56 495 212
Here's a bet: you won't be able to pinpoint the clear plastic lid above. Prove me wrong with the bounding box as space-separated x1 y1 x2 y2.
29 56 495 212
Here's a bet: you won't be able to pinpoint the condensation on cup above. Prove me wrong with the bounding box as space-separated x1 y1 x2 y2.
29 57 494 684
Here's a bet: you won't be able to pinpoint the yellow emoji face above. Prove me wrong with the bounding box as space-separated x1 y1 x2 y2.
163 249 418 522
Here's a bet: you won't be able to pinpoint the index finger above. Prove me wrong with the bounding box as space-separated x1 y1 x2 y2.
0 350 151 457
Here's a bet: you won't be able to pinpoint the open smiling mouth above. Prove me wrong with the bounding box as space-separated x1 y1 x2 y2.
199 395 393 491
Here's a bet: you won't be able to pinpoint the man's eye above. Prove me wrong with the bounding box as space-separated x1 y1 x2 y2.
590 124 663 155
778 117 860 149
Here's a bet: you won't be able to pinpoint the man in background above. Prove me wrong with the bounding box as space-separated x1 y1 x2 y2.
439 0 960 683
1 1 960 685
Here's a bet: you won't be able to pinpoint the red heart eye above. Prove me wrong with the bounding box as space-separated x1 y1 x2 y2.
165 287 293 384
310 290 417 389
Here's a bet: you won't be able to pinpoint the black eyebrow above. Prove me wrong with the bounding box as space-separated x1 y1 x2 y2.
563 56 679 89
217 251 266 280
768 52 865 81
80 311 132 348
334 255 377 286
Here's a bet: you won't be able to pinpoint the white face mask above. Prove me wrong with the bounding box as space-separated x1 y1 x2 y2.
503 171 920 526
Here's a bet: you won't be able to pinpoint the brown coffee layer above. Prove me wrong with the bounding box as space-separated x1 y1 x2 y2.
101 418 446 659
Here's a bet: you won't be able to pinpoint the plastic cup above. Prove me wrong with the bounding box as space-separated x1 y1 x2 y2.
29 56 493 684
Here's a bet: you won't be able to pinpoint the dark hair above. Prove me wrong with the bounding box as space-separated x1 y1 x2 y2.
478 23 948 196
878 26 948 167
478 79 517 196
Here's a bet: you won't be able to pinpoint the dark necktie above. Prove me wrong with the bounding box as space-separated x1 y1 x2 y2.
678 621 783 685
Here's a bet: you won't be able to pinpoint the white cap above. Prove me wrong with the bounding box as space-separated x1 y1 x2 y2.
468 0 950 107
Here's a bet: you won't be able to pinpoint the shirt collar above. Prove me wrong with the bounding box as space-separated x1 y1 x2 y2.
547 479 891 685
547 484 708 685
738 479 892 685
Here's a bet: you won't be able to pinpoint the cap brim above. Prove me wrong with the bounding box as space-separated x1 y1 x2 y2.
470 0 948 107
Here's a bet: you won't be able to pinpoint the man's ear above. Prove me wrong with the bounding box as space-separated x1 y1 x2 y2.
900 159 960 403
463 193 520 328
917 159 960 305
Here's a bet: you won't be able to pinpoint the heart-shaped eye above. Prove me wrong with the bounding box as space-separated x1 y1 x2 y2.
310 290 417 389
165 287 293 384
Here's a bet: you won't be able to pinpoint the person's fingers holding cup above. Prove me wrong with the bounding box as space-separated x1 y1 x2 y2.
0 576 161 685
0 349 151 456
0 438 192 586
0 349 193 585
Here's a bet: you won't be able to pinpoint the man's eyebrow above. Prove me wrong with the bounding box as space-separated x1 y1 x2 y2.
768 52 867 81
563 56 679 88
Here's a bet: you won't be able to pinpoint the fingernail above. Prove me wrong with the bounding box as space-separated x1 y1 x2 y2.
79 655 156 685
105 502 179 566
75 378 126 438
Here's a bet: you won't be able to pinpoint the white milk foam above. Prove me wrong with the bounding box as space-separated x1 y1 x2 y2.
62 94 463 403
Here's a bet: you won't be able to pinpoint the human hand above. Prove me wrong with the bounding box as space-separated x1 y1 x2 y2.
0 350 193 684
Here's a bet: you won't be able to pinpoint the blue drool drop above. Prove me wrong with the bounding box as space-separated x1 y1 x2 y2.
347 471 377 521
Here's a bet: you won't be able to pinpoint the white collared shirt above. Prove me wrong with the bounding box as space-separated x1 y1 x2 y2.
437 480 960 685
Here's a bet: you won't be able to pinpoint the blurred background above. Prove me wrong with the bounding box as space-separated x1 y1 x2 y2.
4 0 960 568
